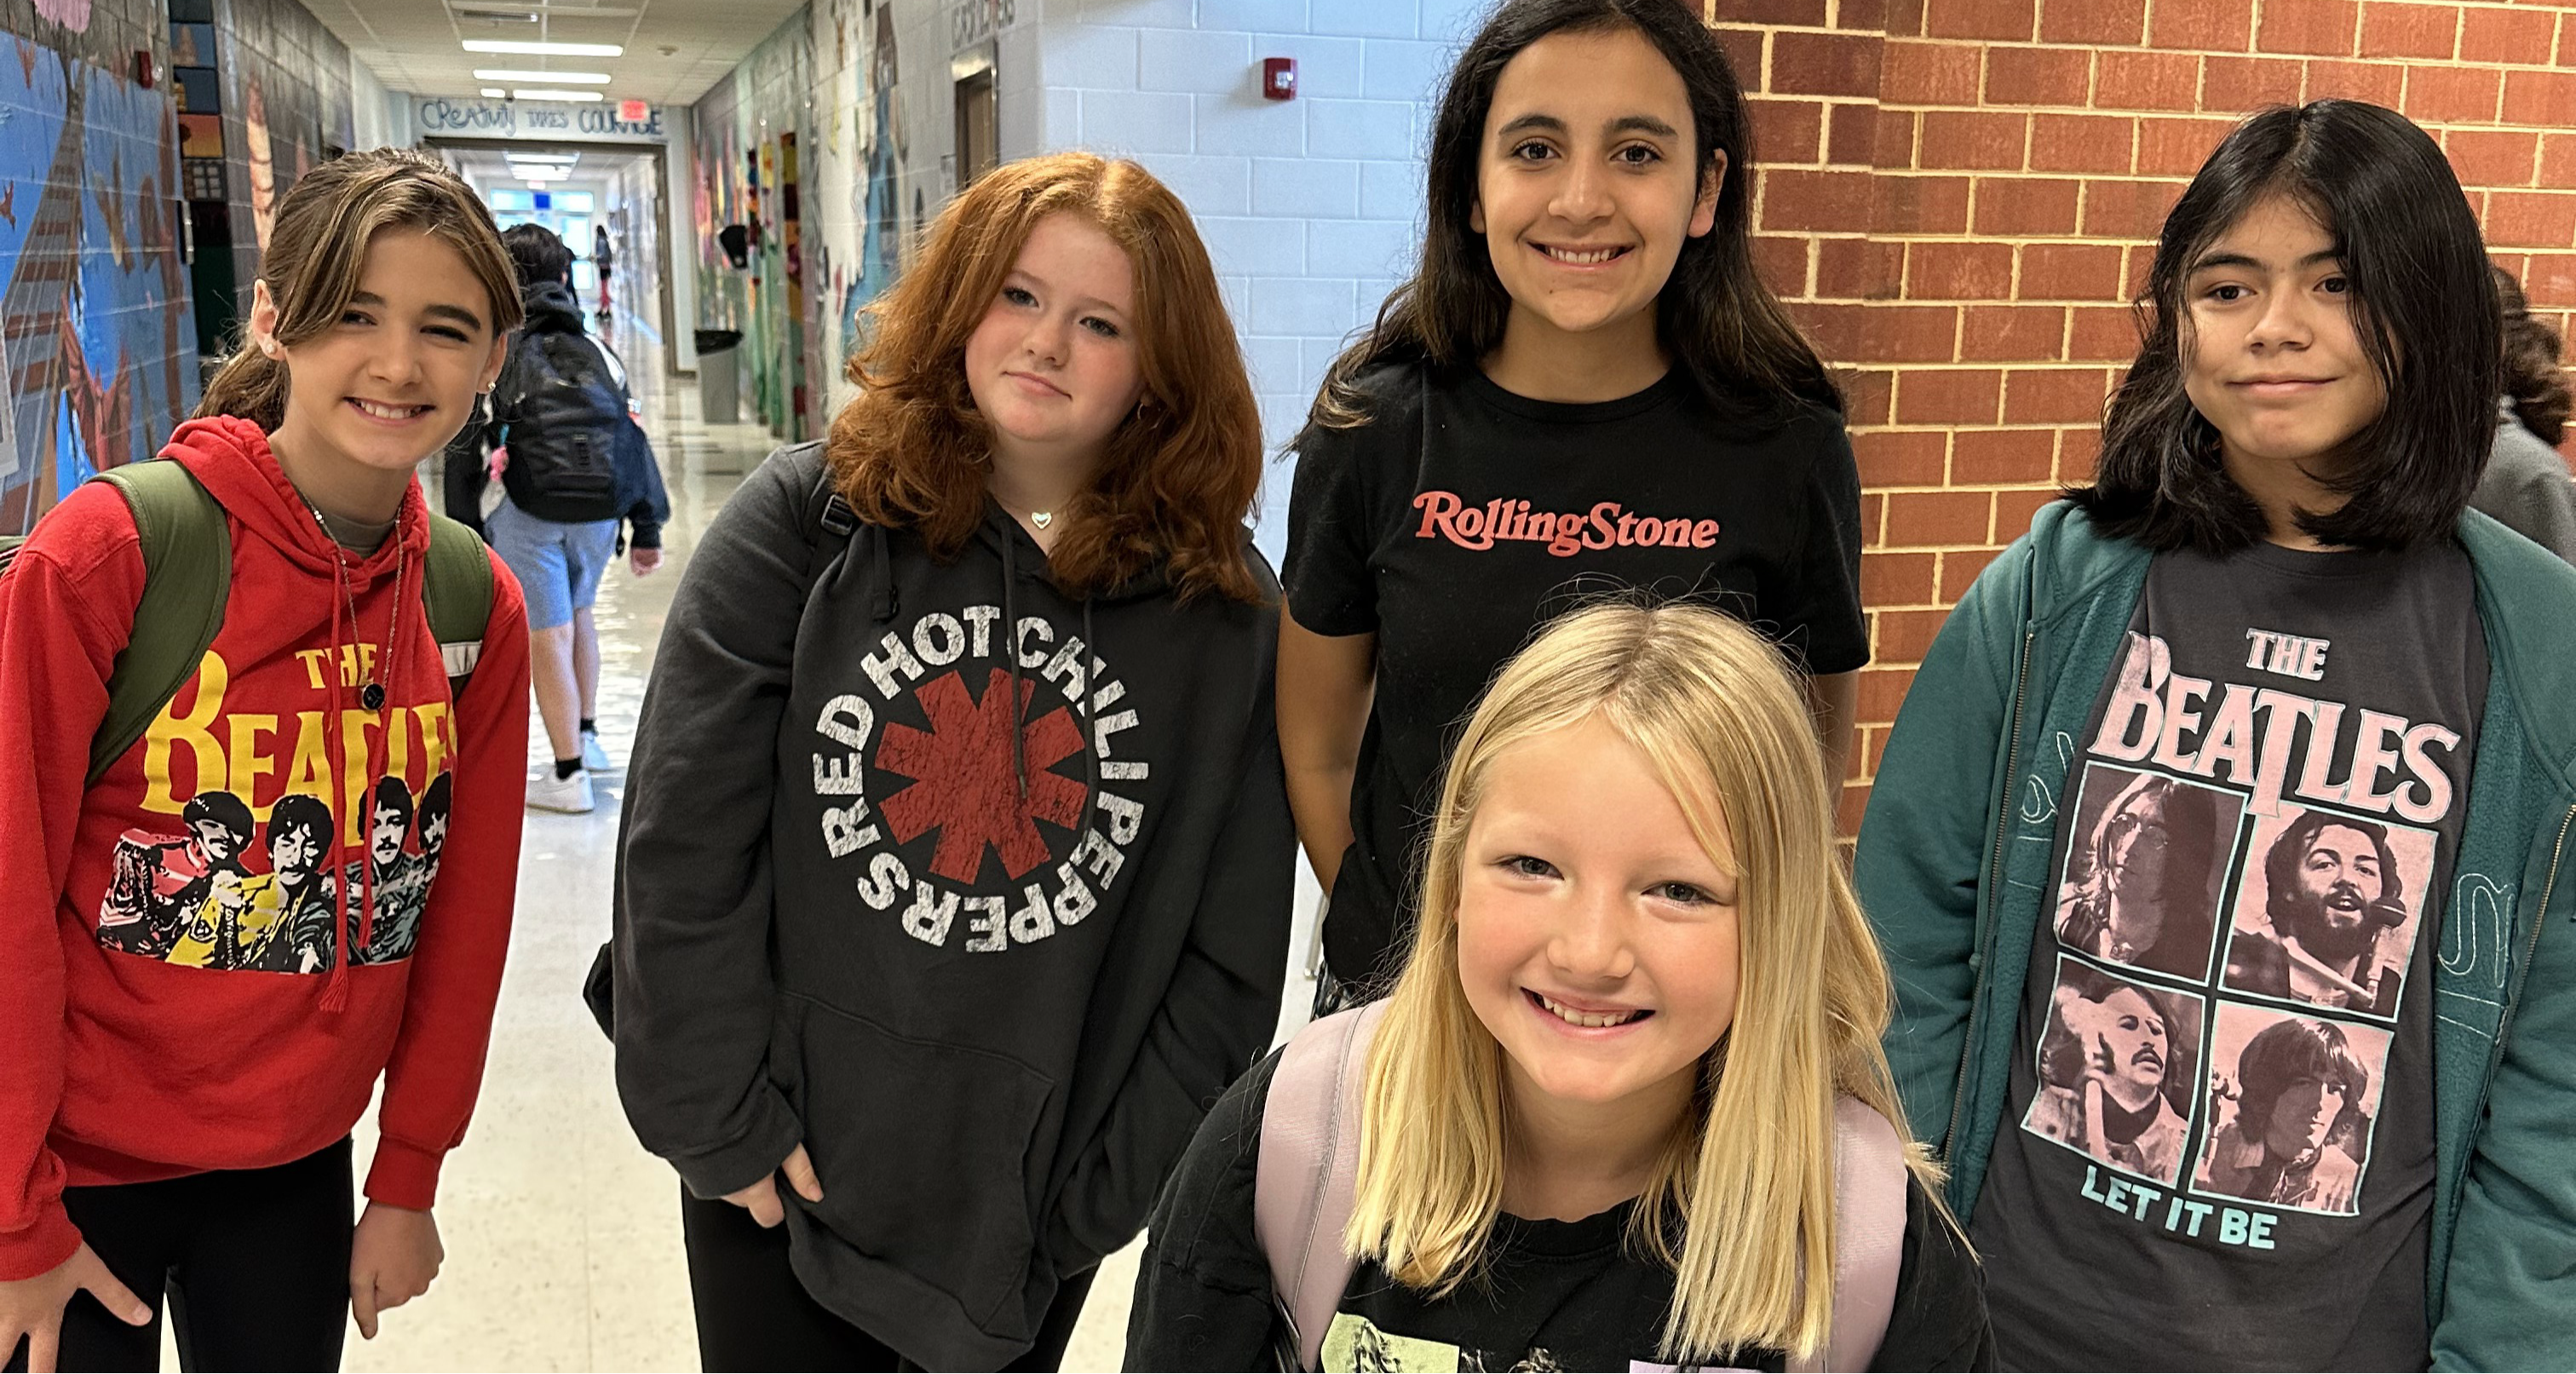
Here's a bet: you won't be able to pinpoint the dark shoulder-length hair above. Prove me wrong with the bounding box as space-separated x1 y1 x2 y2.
828 152 1264 605
2073 101 2499 553
1302 0 1837 434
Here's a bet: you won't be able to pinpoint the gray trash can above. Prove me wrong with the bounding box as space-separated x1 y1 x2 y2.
695 329 742 423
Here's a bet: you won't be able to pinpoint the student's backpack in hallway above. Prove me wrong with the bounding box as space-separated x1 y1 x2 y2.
494 327 628 523
1253 1003 1910 1373
0 459 492 784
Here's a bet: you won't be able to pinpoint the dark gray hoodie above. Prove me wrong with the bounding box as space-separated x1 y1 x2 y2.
608 443 1293 1367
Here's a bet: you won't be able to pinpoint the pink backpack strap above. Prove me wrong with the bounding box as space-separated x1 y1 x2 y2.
1254 1001 1388 1372
1789 1095 1910 1374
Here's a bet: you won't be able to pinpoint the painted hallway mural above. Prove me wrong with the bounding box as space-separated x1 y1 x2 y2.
0 32 198 535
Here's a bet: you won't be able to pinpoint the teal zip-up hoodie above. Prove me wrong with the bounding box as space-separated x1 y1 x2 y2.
1856 501 2576 1371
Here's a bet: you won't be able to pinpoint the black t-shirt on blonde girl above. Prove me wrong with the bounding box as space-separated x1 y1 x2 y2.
1285 361 1867 986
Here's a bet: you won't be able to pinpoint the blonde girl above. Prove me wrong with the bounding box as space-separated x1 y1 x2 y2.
1131 603 1989 1371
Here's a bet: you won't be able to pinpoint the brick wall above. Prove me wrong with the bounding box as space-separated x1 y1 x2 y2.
1714 0 2576 829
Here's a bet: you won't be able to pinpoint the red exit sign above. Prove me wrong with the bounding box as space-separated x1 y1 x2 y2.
618 98 648 123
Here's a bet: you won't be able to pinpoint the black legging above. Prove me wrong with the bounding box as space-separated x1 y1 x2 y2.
6 1139 353 1373
680 1188 1097 1372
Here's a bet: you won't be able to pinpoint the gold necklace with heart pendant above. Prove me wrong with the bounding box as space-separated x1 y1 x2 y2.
1031 509 1055 531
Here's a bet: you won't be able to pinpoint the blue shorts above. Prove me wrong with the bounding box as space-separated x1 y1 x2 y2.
486 497 619 630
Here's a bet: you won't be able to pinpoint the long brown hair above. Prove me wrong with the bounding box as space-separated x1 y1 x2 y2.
196 148 521 433
2496 266 2572 446
827 152 1264 604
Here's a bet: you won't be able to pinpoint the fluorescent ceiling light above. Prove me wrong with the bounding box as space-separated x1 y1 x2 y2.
480 87 506 97
454 1 638 13
474 68 610 83
463 39 623 56
504 152 580 164
514 89 605 101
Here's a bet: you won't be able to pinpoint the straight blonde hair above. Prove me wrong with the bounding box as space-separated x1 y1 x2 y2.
1343 602 1941 1365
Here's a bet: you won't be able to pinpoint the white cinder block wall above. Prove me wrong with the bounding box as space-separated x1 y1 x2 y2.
1007 0 1492 559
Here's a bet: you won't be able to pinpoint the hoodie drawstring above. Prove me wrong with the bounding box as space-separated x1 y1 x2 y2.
317 541 410 1013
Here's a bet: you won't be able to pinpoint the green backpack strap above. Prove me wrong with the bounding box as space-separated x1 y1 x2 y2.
422 509 494 696
91 462 233 785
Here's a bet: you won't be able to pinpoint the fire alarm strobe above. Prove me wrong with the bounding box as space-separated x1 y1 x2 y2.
1262 57 1296 101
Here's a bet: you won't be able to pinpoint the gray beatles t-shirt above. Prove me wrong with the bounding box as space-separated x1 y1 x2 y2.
1973 539 2486 1371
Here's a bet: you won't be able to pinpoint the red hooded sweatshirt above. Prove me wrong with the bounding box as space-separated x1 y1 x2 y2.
0 417 531 1279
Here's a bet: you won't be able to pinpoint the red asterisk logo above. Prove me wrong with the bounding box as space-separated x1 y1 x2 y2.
876 669 1090 884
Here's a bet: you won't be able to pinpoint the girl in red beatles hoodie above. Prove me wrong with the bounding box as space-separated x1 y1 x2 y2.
0 149 532 1371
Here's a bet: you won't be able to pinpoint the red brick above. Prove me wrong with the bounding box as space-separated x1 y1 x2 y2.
1972 175 2082 235
1816 236 1905 298
1754 234 1812 296
1950 428 2061 484
1872 175 1975 233
2503 70 2576 127
1856 665 1918 721
2057 426 2104 484
1773 31 1883 98
1873 109 1921 168
1874 607 1955 662
1839 782 1873 836
2083 178 2186 239
2096 50 2203 111
1713 0 1830 23
2406 66 2502 124
1861 490 1888 540
1791 301 1865 357
2544 134 2576 188
2357 2 2458 60
2021 242 2125 299
2486 192 2576 248
1908 240 2017 298
2149 0 2254 51
2303 59 2406 106
1853 430 1949 486
1749 98 1827 164
1994 488 2062 542
2124 244 2158 296
1884 487 1997 543
2039 0 2142 45
1843 376 1892 432
1864 725 1892 779
1860 549 1940 604
2461 6 2556 66
1924 0 2035 42
1762 168 1876 232
1938 546 2004 601
1959 304 2068 360
1837 0 1889 32
2202 55 2306 110
2004 367 2113 423
2562 12 2576 71
1711 26 1768 84
2068 304 2145 359
1850 304 1963 361
2021 118 2132 178
1984 44 2093 105
2524 253 2576 307
2136 117 2237 175
1881 40 1984 105
2446 129 2539 189
1921 110 2030 170
1830 103 1880 164
2259 0 2360 56
1895 368 2005 424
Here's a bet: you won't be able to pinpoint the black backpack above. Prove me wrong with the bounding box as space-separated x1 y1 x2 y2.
494 329 627 522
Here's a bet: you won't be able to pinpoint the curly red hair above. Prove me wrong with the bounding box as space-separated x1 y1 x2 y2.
827 152 1265 604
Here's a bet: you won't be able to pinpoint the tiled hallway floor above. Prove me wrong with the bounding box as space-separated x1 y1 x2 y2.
313 338 1320 1371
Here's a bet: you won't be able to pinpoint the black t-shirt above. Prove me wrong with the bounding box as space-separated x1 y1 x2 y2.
1972 540 2486 1371
1285 361 1869 986
1129 1054 1994 1372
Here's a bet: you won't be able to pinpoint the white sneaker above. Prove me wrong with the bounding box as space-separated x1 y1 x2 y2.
580 729 615 773
527 768 595 813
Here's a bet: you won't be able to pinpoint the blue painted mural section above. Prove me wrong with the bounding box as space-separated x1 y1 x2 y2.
0 33 198 535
